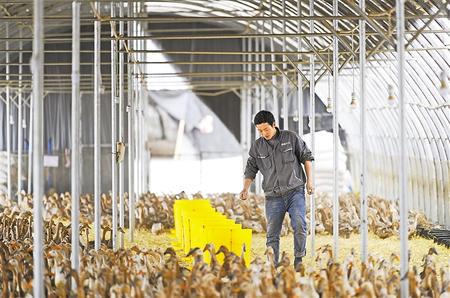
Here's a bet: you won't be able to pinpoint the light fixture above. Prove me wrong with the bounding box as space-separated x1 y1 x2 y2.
9 115 14 125
293 110 299 122
350 92 358 109
350 32 358 109
22 119 26 128
326 50 333 114
388 84 396 105
326 96 333 113
439 70 449 96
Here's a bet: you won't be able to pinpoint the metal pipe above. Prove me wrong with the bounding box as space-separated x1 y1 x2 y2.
269 0 278 123
70 1 81 290
138 6 144 195
0 14 444 22
128 0 135 243
397 0 409 295
282 0 288 130
27 92 32 194
31 0 44 295
7 39 450 54
0 59 418 66
359 0 368 263
241 38 247 172
17 28 23 196
110 1 118 251
309 0 316 259
332 0 339 260
0 31 404 41
297 0 303 136
6 23 11 200
246 37 252 171
118 2 125 249
136 3 142 197
260 12 266 111
252 32 262 195
93 1 101 251
144 20 150 193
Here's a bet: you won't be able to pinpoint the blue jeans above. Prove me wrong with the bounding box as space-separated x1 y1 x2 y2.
265 189 307 266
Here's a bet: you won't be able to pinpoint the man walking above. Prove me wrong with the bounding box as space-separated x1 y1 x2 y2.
240 110 314 270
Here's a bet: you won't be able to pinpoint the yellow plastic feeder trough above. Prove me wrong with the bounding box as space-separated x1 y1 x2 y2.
173 199 252 265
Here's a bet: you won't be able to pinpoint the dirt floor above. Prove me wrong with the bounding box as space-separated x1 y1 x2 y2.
126 229 450 270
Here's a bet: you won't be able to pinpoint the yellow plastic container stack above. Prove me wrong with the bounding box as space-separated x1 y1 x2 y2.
173 199 252 265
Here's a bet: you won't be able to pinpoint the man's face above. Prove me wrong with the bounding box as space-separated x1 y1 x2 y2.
256 122 277 140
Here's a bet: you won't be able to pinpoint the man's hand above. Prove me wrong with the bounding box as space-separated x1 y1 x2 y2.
306 180 314 195
239 189 249 200
240 178 253 200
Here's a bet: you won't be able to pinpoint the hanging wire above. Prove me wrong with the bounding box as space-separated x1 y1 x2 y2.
350 31 357 109
328 49 331 99
352 32 355 94
327 47 332 112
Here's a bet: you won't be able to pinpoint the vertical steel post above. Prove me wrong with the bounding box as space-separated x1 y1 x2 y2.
18 28 23 196
111 1 118 250
297 0 303 136
282 0 288 129
269 0 278 123
6 23 11 200
241 39 247 171
93 1 101 250
27 91 33 194
309 0 316 258
260 11 266 111
71 1 81 290
118 2 125 249
332 0 340 260
31 0 44 295
359 0 368 263
128 0 135 243
397 0 409 295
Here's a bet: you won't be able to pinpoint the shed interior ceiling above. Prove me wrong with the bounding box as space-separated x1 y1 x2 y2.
0 0 449 227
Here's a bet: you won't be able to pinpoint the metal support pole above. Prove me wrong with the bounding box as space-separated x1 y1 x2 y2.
27 93 33 193
297 0 303 136
111 1 118 250
93 2 101 250
309 0 316 258
18 28 23 196
247 37 253 153
128 0 135 243
136 3 142 196
282 0 288 130
241 38 247 171
260 14 266 110
332 0 340 260
32 0 44 295
71 1 81 289
253 34 262 194
138 7 145 194
269 0 279 123
6 23 11 200
359 0 368 263
118 2 125 249
397 0 409 295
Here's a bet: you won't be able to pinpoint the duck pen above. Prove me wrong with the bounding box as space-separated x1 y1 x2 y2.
0 0 449 297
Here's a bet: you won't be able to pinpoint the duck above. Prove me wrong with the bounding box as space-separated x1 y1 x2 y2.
203 243 221 275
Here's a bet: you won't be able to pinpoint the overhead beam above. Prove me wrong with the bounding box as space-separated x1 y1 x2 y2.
0 14 448 22
342 0 396 47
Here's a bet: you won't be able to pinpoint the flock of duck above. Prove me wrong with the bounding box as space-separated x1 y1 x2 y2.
1 191 434 239
0 191 448 297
